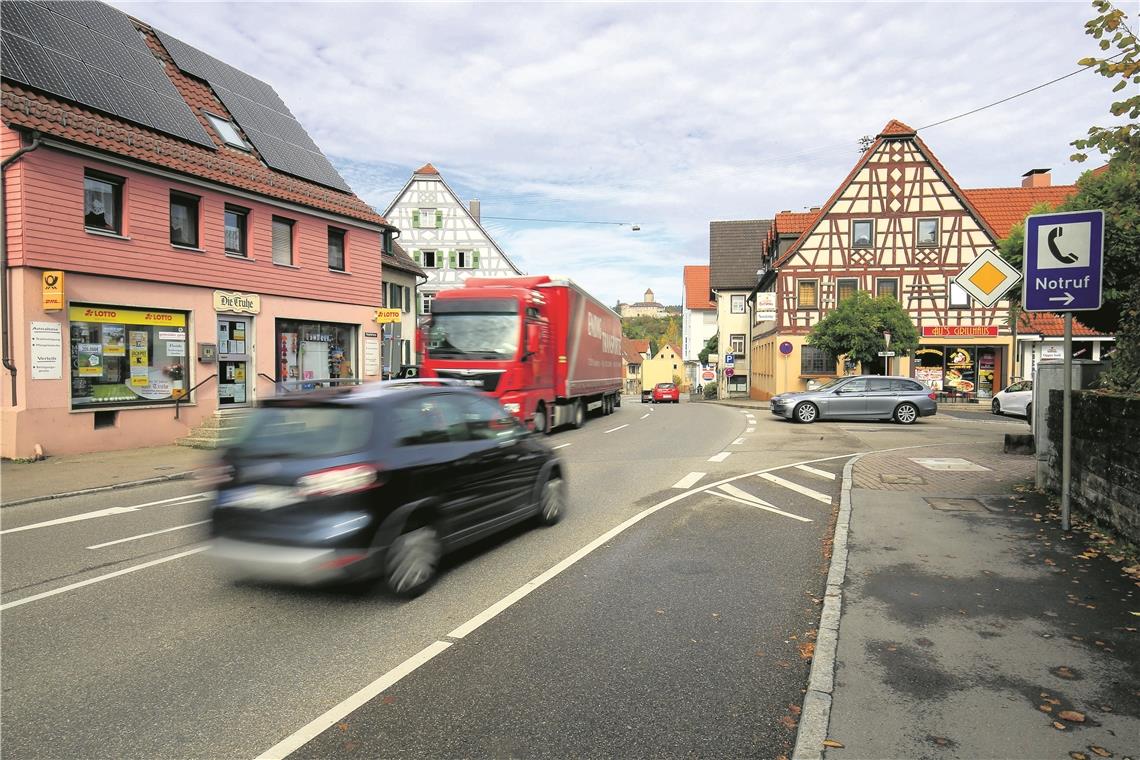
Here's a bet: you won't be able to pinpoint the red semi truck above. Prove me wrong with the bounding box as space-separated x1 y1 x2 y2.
420 276 624 432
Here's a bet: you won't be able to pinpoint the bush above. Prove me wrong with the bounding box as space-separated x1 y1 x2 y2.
703 384 718 399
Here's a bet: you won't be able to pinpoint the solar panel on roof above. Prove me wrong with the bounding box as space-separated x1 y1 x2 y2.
153 27 351 192
0 1 214 148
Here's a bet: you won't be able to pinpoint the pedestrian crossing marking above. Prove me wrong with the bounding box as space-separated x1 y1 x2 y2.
795 464 837 480
708 452 732 463
672 472 706 490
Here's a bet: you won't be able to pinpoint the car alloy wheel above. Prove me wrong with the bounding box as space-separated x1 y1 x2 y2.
991 399 1002 416
794 402 817 424
384 525 442 597
537 478 564 526
894 403 918 425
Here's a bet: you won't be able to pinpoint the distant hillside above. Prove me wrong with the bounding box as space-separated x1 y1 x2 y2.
621 315 681 356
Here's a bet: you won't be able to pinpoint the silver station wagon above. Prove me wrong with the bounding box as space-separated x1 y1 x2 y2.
770 375 938 425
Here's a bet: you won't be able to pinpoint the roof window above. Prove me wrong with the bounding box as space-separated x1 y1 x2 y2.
205 113 250 150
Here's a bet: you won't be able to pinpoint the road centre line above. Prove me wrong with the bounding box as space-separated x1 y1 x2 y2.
259 442 966 758
0 546 208 612
671 472 706 490
759 473 832 504
87 520 211 549
708 452 732 463
0 492 210 535
710 491 812 523
796 464 837 480
254 641 453 760
604 424 629 434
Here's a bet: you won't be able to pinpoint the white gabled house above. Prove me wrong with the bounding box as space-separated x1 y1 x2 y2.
383 163 525 316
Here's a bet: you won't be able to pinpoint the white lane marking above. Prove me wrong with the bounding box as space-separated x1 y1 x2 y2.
718 483 776 507
640 413 650 420
710 491 813 523
254 641 453 760
731 437 745 445
86 520 211 550
672 472 706 490
759 473 832 504
0 546 208 611
708 452 732 463
552 443 572 450
0 493 210 535
604 424 629 434
795 464 837 480
746 428 755 433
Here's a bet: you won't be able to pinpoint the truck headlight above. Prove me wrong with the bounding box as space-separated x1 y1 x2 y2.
503 402 521 414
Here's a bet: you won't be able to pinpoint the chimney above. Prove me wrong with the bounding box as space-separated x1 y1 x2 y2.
1021 168 1051 188
469 199 481 222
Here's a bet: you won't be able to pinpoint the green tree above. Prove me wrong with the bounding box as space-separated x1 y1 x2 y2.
621 315 682 355
698 334 718 365
806 292 919 370
1070 0 1139 164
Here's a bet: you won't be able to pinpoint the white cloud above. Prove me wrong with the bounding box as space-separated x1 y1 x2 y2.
113 0 1123 307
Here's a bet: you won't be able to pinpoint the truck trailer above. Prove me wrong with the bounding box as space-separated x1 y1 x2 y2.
420 276 624 432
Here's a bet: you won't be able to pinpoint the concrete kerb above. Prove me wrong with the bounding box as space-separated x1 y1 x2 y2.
2 470 199 508
793 452 864 760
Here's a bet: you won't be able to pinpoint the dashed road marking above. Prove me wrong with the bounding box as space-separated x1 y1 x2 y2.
758 473 832 504
731 437 745 445
553 443 572 450
746 428 755 434
795 464 837 480
0 493 210 536
672 472 706 490
640 413 650 420
604 424 629 434
87 520 210 549
708 452 732 463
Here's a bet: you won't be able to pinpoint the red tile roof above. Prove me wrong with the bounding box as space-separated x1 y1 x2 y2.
774 211 814 235
1018 312 1107 337
415 163 440 175
683 265 715 309
1 27 386 227
879 119 917 137
623 338 650 357
963 186 1076 240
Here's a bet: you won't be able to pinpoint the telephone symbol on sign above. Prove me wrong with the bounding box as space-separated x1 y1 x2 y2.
1047 226 1080 265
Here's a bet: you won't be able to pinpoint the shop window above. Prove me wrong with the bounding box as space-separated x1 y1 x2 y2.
170 191 200 248
852 219 873 248
69 304 190 409
224 205 249 257
912 346 946 390
276 319 358 388
328 227 346 271
801 345 835 375
876 278 900 300
84 170 123 234
837 278 859 303
730 294 746 314
917 218 939 246
949 281 971 308
798 280 819 309
272 216 294 265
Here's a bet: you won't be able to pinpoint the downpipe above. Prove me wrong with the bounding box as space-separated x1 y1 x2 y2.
1 130 43 405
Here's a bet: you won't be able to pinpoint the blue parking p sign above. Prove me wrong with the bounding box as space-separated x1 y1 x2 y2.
1023 210 1104 312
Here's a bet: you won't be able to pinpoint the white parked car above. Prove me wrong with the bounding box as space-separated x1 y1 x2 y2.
991 380 1033 419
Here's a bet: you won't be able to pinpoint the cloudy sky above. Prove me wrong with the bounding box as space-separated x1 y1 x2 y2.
117 0 1121 308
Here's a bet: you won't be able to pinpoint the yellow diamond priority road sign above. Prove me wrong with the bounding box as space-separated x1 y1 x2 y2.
954 249 1021 308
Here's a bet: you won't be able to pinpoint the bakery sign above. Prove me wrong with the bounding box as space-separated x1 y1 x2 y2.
921 326 998 338
213 290 260 314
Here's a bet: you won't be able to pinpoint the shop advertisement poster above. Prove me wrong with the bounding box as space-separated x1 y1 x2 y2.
914 367 943 390
129 333 149 387
77 342 103 377
127 369 173 400
159 330 186 341
364 337 380 376
102 325 126 356
30 321 63 380
945 347 976 394
166 341 186 356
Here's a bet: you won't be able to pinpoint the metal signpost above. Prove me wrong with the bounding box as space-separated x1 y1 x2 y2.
1023 209 1104 531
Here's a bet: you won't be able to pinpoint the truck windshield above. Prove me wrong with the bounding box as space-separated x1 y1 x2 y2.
428 312 521 359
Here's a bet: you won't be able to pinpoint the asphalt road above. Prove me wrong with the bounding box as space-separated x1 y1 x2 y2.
0 399 1021 759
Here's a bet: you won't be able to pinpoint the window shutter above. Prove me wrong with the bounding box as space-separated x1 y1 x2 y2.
448 251 457 269
403 286 411 313
435 209 443 228
412 209 420 228
471 251 480 269
272 218 292 265
412 250 421 264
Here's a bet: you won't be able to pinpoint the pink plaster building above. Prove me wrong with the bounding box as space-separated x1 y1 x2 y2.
1 1 395 458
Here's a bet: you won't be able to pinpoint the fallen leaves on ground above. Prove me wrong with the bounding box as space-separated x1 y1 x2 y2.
1038 704 1053 713
1053 721 1067 731
822 739 845 748
780 715 798 730
1071 753 1090 760
1054 666 1077 679
1089 746 1112 757
789 704 802 716
1058 710 1086 723
798 642 815 660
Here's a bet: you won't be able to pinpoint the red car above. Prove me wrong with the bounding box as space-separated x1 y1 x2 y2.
651 382 680 403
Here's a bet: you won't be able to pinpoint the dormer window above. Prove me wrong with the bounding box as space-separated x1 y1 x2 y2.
205 113 249 150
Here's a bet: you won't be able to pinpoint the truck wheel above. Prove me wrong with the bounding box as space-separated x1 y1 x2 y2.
533 402 548 434
572 399 585 429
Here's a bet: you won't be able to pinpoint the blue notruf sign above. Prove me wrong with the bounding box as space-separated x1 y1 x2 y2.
1023 209 1104 312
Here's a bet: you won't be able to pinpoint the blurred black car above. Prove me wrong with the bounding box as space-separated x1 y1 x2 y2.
207 380 564 597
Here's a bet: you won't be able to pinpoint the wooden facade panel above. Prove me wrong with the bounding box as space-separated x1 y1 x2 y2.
11 147 381 306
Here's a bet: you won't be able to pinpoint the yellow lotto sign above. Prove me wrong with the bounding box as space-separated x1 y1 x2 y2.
42 271 64 310
69 306 187 327
374 308 402 324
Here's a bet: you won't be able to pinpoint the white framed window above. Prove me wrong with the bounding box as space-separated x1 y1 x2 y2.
798 279 819 309
456 250 480 269
271 216 294 266
730 334 745 355
205 113 249 150
852 219 874 248
416 250 438 268
421 292 435 314
414 208 438 229
949 281 971 308
730 294 746 314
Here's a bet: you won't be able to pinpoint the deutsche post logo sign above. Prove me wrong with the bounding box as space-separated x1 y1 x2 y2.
42 271 64 311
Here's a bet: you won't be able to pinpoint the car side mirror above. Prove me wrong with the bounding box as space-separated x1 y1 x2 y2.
522 323 541 361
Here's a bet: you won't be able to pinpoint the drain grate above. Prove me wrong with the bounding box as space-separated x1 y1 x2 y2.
925 497 986 512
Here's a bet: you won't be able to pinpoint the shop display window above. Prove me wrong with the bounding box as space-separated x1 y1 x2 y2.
69 304 190 408
276 319 357 388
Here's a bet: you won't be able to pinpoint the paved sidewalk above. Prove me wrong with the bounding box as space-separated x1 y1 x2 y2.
1 445 212 505
800 441 1140 759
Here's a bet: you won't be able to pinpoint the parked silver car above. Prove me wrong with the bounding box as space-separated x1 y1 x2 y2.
770 375 937 425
